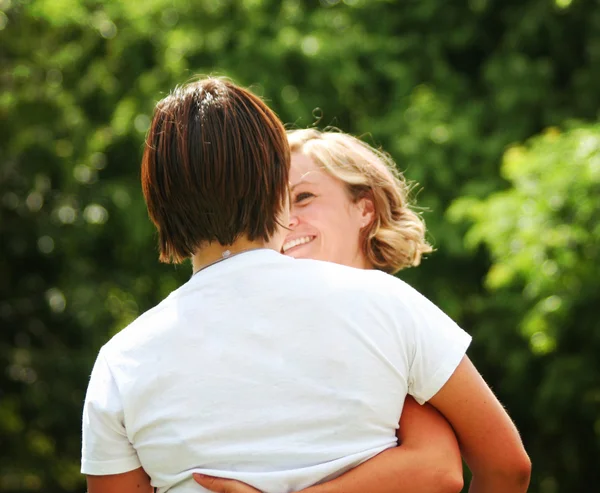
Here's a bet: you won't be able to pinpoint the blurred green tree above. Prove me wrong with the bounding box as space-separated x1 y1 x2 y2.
1 0 598 491
450 123 600 491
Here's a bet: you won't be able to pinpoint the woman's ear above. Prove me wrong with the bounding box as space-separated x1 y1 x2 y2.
357 196 375 229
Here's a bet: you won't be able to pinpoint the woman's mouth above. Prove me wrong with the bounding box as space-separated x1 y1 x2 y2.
282 236 315 254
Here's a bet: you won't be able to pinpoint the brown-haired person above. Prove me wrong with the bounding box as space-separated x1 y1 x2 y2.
81 78 531 493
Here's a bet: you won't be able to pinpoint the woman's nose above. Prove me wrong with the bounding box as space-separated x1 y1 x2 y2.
288 213 299 229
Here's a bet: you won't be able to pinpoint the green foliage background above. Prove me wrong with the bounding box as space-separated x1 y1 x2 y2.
1 0 599 491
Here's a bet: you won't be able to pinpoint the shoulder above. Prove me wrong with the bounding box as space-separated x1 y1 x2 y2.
100 288 180 361
287 258 415 302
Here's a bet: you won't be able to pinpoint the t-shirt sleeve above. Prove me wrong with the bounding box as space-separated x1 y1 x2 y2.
81 348 142 475
399 282 472 405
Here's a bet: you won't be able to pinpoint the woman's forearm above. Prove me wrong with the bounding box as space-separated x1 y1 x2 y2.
195 398 463 493
468 472 531 493
297 445 462 493
298 398 463 493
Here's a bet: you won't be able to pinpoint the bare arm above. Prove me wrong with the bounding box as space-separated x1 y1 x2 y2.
194 395 463 493
87 468 153 493
428 356 531 493
300 396 463 493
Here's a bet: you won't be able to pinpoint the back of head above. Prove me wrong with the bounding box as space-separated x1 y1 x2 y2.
287 128 432 274
142 77 290 263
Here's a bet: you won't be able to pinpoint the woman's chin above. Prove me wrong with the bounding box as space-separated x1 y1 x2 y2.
285 251 308 259
283 244 315 259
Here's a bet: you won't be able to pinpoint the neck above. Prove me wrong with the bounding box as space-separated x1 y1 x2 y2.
191 237 271 274
349 250 375 271
354 259 375 270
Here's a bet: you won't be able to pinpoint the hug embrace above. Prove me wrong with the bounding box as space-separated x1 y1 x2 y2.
81 77 531 493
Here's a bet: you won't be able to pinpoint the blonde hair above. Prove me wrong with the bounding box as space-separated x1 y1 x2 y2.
287 128 432 274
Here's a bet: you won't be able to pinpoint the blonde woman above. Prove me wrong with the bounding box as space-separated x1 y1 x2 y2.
194 129 530 493
282 128 431 272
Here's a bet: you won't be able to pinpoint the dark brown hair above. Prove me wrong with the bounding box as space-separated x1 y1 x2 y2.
141 77 290 263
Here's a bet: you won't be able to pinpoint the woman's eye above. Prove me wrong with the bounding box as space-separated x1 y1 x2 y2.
295 192 314 203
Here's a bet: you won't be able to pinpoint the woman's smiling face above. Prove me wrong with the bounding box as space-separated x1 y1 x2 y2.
282 152 374 269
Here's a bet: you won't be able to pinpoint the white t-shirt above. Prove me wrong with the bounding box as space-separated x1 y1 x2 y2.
81 249 471 493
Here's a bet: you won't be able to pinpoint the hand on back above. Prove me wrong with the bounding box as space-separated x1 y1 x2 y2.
193 474 261 493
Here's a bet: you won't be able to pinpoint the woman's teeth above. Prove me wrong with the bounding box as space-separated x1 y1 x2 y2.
282 236 313 253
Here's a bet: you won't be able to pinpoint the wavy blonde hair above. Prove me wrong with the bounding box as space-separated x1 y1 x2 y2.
287 128 432 274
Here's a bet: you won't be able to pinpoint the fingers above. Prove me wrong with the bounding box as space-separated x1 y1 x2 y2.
193 474 229 492
192 474 260 493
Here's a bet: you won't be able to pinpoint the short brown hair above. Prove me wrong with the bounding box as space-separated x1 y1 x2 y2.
141 77 290 263
287 128 432 274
